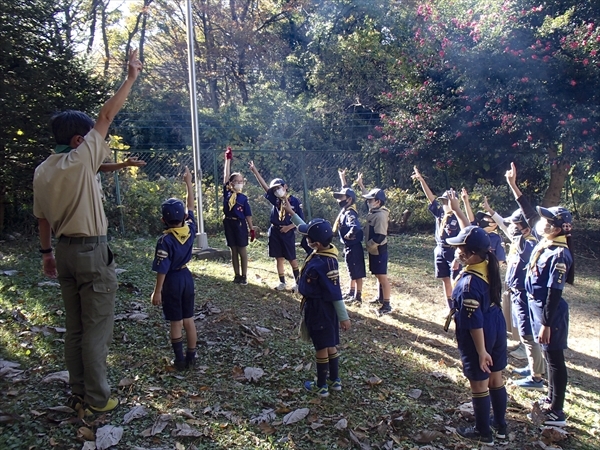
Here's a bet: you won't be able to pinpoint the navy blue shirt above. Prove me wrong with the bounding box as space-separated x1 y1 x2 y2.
429 200 459 244
488 231 506 262
223 184 252 220
453 261 494 332
152 210 197 274
336 207 364 247
525 238 573 306
264 191 303 226
505 235 537 290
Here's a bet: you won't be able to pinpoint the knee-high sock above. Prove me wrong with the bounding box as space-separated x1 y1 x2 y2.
489 385 507 426
316 356 329 387
472 390 491 435
171 336 184 361
328 352 339 380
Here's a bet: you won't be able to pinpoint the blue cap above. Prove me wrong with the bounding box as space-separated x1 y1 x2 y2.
298 218 333 244
475 211 494 228
162 198 185 223
537 206 573 234
269 178 286 189
446 226 491 253
505 209 526 225
362 188 386 204
333 187 356 202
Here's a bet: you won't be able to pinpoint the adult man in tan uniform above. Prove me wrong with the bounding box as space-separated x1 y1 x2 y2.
33 50 142 413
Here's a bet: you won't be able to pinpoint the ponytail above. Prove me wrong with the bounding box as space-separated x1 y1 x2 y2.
486 251 502 307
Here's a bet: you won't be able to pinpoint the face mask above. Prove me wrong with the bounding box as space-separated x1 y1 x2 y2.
366 200 374 209
274 188 285 198
234 183 243 192
535 220 552 237
307 239 318 250
337 199 349 208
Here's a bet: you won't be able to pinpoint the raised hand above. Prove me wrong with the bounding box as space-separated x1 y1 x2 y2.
183 166 192 183
225 147 233 160
411 166 423 181
125 157 146 167
505 162 517 185
460 187 469 202
127 49 143 81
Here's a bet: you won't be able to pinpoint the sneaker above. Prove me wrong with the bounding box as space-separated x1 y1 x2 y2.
275 282 287 291
66 394 85 412
172 359 187 371
512 366 531 377
455 426 494 445
342 291 355 300
369 297 382 304
239 276 248 285
490 417 507 439
186 356 197 369
509 343 527 360
233 275 242 284
303 381 329 397
87 397 119 414
326 378 342 391
290 284 298 293
376 303 392 316
542 409 567 427
513 376 545 390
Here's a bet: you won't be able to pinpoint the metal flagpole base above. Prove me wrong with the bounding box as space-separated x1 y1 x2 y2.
194 232 209 250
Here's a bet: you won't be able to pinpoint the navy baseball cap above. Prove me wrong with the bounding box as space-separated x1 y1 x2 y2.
298 218 333 244
333 187 357 202
504 208 526 225
362 188 386 204
446 226 491 253
162 198 185 223
269 178 286 189
537 206 573 233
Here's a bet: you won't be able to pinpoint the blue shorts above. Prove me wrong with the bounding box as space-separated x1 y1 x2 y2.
344 244 366 280
434 245 456 278
268 225 297 261
457 307 507 381
511 289 533 336
309 322 340 351
530 297 569 351
161 268 195 321
223 217 248 248
368 250 388 275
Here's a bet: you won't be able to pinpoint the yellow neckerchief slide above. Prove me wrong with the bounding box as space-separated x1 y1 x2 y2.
332 204 358 233
163 224 191 245
529 235 568 269
278 195 288 221
438 211 454 237
227 185 238 211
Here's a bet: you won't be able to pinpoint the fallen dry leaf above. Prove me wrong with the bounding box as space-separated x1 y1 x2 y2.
42 371 70 384
171 423 202 437
282 408 309 425
411 429 444 444
366 375 382 386
123 406 147 424
258 421 276 435
118 377 135 387
334 418 348 430
244 367 264 382
408 388 422 399
78 426 95 441
95 425 123 450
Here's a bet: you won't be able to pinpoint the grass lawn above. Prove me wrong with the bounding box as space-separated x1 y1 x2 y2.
0 233 598 449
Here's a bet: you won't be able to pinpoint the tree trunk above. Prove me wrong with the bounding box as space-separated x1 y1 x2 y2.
101 2 110 77
542 145 570 207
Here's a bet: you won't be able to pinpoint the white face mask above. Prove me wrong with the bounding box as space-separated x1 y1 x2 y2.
234 183 243 192
274 188 285 198
535 219 552 237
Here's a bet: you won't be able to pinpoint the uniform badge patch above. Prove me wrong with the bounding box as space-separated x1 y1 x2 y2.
156 249 168 259
555 262 567 273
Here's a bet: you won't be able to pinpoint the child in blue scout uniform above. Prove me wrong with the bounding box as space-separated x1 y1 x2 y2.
412 166 461 310
356 173 392 316
281 202 351 398
151 167 198 371
474 211 507 263
484 194 546 391
506 163 574 427
445 194 508 445
223 147 255 285
249 161 304 291
333 169 366 305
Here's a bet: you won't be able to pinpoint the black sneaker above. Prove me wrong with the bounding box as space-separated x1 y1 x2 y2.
342 291 355 300
490 417 507 439
172 359 187 371
456 426 494 445
66 394 85 413
239 276 248 285
377 303 392 316
542 409 566 427
186 356 197 369
233 275 242 284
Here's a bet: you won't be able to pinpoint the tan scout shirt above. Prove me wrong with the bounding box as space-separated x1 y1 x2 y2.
365 207 389 255
33 129 109 238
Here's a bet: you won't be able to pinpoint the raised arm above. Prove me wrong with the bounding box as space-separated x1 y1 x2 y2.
505 162 523 199
461 188 475 223
356 172 368 195
412 166 437 203
505 162 538 227
338 169 349 188
248 161 269 192
98 157 146 172
223 147 232 184
94 49 143 139
183 166 194 212
447 190 470 229
483 196 509 236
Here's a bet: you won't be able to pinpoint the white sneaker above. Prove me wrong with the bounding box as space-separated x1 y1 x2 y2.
275 282 287 291
290 284 298 293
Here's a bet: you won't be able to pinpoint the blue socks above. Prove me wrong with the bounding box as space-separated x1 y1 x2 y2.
316 356 329 387
490 385 507 427
329 352 339 381
472 390 491 435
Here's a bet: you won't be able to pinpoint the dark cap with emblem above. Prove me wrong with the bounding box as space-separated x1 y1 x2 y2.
537 206 573 234
362 188 386 204
333 187 356 202
162 198 185 223
298 218 333 245
446 225 491 253
268 178 286 190
504 208 526 225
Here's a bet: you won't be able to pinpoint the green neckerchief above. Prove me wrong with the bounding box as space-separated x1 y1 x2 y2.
54 145 72 154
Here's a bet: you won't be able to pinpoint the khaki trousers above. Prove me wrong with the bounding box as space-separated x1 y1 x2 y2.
56 240 117 407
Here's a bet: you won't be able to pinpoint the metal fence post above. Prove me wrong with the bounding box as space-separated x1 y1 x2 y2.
113 148 125 234
300 151 311 220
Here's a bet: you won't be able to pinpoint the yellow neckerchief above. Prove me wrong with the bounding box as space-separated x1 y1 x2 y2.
439 211 454 237
227 185 240 211
529 235 568 269
278 195 288 221
453 260 489 288
163 224 191 245
332 204 358 233
301 244 339 273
